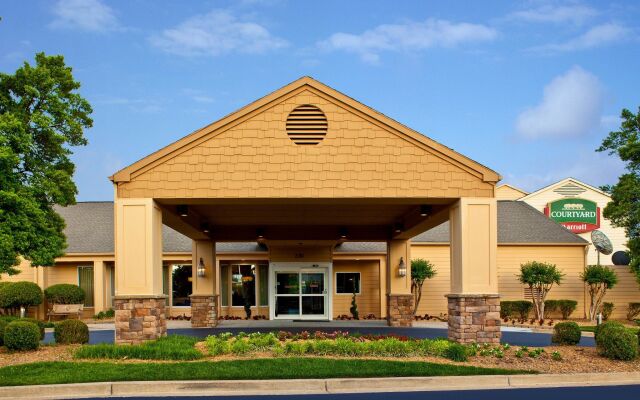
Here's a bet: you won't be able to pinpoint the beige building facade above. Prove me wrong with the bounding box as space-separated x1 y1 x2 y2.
3 78 638 343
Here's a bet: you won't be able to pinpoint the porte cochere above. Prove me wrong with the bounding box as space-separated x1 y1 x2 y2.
110 77 501 344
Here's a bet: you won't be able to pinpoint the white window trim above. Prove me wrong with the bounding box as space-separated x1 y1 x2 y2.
335 271 361 295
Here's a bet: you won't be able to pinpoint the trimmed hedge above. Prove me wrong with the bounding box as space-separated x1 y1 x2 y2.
602 302 615 321
551 321 581 345
54 319 89 344
500 301 533 320
544 299 577 319
20 318 45 340
0 319 10 346
44 284 85 305
596 323 638 361
0 281 43 313
4 321 40 351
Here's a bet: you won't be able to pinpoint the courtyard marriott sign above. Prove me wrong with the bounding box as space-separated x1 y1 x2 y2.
544 198 600 233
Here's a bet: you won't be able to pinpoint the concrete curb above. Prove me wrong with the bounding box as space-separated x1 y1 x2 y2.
3 372 640 399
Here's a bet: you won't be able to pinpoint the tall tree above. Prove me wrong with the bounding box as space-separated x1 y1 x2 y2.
517 261 563 320
0 53 92 276
410 258 436 317
597 107 640 285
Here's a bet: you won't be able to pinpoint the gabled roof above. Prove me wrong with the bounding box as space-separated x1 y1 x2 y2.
110 76 500 184
496 183 528 195
55 200 585 256
520 177 611 201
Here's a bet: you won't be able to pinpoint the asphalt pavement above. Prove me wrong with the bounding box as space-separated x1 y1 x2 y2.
43 325 596 347
81 384 640 400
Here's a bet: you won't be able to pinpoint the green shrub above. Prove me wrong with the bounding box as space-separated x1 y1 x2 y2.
0 281 43 314
557 300 578 320
4 321 40 351
544 300 559 314
443 343 468 362
500 301 514 319
231 339 251 355
0 319 10 346
94 308 115 319
596 324 638 360
44 284 85 305
206 337 231 356
594 321 625 343
55 320 89 344
628 303 640 321
21 318 45 340
602 302 615 321
512 301 533 320
551 322 581 345
76 335 201 360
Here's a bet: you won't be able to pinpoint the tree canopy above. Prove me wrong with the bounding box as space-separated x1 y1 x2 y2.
597 107 640 285
581 264 618 321
0 53 92 276
517 261 563 320
411 258 436 316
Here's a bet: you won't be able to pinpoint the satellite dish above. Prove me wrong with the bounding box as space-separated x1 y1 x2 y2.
612 251 631 266
591 230 613 255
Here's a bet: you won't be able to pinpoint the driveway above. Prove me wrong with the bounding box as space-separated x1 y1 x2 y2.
43 324 596 347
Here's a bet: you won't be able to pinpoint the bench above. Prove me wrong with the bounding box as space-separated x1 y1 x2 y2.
47 304 84 321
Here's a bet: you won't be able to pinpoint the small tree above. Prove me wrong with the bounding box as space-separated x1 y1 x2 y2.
517 261 563 320
411 258 436 316
581 264 618 321
350 290 359 320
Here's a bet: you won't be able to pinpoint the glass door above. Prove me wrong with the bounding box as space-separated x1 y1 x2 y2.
274 270 327 319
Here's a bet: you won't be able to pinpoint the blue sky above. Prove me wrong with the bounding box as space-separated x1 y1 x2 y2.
2 0 639 200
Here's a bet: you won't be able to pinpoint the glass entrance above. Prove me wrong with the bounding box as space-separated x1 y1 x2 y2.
275 270 327 319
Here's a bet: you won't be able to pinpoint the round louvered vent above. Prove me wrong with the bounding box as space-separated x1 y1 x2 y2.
286 105 328 145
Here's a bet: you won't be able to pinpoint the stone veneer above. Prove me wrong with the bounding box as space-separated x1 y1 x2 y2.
190 294 219 327
446 294 501 344
114 295 167 344
387 294 414 327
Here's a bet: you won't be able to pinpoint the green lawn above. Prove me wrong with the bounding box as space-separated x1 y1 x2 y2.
74 335 201 360
0 358 533 386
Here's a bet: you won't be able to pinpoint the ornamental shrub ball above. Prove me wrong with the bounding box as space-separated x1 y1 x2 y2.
0 281 43 314
596 324 638 360
4 321 40 351
594 321 625 344
551 321 581 345
44 284 85 305
20 318 46 340
54 319 89 344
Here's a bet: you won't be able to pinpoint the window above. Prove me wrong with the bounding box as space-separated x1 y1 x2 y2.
231 265 256 307
172 264 192 306
336 272 360 294
258 264 269 306
220 264 230 307
78 266 94 307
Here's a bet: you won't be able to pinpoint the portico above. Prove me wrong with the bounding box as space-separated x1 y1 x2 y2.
109 77 501 344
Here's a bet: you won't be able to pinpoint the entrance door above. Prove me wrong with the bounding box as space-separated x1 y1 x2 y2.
274 270 328 319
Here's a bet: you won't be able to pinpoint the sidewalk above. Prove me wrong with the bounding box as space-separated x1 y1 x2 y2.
2 372 640 399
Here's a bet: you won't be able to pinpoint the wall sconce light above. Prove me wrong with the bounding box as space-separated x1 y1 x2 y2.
397 257 407 277
339 227 348 239
200 222 210 233
197 257 206 277
177 205 188 217
420 205 432 217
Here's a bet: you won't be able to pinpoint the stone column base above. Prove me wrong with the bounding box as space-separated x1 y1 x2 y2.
190 294 219 327
446 294 501 344
387 294 414 327
114 295 167 345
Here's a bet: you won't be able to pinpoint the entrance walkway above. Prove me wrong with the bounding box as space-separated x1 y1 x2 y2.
43 320 595 347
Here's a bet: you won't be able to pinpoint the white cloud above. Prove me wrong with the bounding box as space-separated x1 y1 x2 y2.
515 66 604 140
149 10 288 57
182 89 215 104
529 23 632 53
50 0 120 32
506 4 598 25
504 151 625 192
318 18 498 63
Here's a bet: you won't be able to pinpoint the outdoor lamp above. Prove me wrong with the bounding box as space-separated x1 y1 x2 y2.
256 228 265 240
197 257 206 278
398 257 407 277
394 222 403 233
200 222 210 234
177 205 188 217
339 227 348 239
420 205 432 217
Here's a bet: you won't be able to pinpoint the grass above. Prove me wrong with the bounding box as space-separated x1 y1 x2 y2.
580 325 640 334
74 335 202 360
0 358 533 386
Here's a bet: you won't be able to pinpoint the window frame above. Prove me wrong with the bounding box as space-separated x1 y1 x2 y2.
334 272 361 295
170 263 193 308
